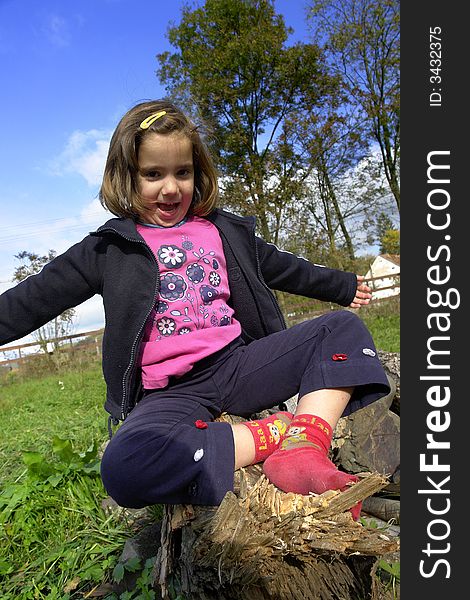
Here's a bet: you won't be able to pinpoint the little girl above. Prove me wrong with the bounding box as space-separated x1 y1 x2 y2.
0 100 390 518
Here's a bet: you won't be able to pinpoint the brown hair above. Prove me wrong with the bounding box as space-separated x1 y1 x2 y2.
99 100 219 219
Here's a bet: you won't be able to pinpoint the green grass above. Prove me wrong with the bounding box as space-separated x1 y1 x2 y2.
358 296 400 353
0 366 107 485
0 364 131 598
361 312 400 353
0 436 130 599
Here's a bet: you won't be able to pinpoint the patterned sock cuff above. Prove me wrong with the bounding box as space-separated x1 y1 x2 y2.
243 412 292 463
282 414 333 453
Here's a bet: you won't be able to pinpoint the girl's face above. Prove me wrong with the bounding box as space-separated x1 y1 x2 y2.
137 132 194 227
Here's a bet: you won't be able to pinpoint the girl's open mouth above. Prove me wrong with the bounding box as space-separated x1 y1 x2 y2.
157 202 179 213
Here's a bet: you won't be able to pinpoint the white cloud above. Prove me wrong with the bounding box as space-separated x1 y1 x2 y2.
0 127 111 269
73 295 105 333
51 129 111 186
43 14 71 48
80 197 110 224
0 197 110 287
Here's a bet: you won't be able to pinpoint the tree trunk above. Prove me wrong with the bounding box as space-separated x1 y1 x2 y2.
324 168 355 261
154 431 398 600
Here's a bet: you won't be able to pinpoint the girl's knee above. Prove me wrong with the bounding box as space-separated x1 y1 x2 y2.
313 309 362 331
100 421 208 507
100 424 170 507
100 437 145 508
332 308 360 322
315 310 374 353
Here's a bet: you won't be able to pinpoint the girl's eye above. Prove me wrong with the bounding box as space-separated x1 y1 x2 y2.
144 171 160 179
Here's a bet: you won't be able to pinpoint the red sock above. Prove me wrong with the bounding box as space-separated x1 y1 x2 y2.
263 414 362 520
242 411 293 463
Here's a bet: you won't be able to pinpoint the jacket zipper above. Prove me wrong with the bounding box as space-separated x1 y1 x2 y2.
97 226 160 420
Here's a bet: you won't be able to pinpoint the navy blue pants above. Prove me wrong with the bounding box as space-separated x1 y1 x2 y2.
101 311 390 508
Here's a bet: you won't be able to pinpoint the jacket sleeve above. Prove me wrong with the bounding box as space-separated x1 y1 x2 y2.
256 237 357 307
0 236 104 346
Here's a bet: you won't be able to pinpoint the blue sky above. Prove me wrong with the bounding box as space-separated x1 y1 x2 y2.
0 0 310 340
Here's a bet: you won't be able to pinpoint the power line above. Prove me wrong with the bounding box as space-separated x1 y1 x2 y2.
0 211 108 246
0 207 108 233
0 213 93 232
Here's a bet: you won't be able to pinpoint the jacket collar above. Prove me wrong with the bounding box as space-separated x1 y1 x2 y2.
91 208 256 241
92 217 142 242
206 208 256 230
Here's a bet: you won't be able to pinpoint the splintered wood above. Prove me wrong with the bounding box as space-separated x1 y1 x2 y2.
155 465 399 600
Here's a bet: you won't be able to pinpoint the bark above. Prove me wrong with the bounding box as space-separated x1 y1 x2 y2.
154 451 398 599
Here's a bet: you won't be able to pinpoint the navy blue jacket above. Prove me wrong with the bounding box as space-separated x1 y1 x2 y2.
0 209 357 421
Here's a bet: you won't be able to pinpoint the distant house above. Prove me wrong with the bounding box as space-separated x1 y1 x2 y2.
364 254 400 299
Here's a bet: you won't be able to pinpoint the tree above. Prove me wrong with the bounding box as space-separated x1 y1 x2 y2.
157 0 339 243
371 211 394 246
13 250 76 355
300 109 368 264
380 228 399 254
308 0 400 210
302 151 391 267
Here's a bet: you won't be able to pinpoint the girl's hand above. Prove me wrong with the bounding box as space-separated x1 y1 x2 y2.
349 275 372 309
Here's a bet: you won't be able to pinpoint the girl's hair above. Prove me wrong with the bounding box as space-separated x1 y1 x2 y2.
99 100 219 219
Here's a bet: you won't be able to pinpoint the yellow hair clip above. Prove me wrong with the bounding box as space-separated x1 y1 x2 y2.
139 110 167 130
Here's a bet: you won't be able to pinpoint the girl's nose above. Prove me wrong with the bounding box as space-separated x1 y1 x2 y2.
162 176 178 195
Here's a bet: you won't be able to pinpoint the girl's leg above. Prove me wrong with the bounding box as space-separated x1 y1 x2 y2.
295 387 353 429
101 312 389 509
231 385 354 468
100 393 237 508
232 410 293 468
232 423 255 467
263 389 356 489
216 311 390 516
218 311 389 420
101 393 292 507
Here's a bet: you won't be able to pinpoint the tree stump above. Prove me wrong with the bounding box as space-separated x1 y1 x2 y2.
154 453 398 599
377 351 400 415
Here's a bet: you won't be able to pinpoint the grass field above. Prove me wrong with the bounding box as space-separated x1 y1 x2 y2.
0 366 108 485
0 367 127 599
0 301 399 598
360 299 400 353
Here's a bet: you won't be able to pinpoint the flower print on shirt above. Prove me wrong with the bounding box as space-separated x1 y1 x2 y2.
181 236 193 251
208 271 221 287
192 246 216 266
156 317 176 336
157 245 187 267
179 244 220 324
150 235 233 338
200 285 219 305
186 263 205 284
156 300 169 314
136 218 242 390
160 273 187 301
